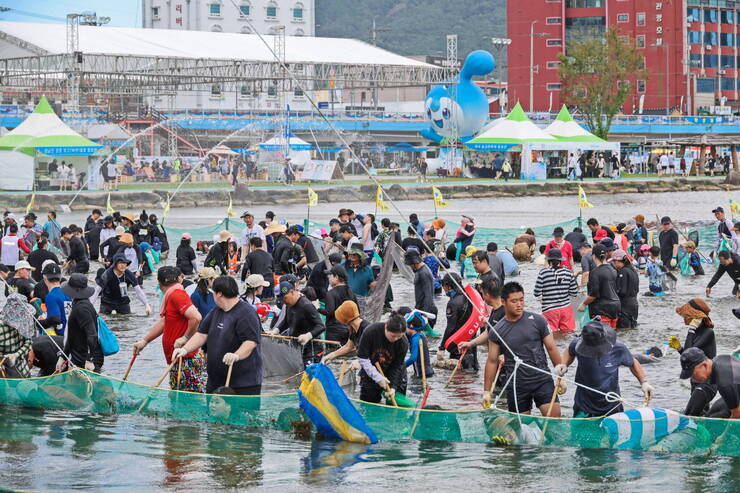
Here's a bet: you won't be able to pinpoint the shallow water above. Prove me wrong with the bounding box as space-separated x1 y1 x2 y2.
1 190 739 490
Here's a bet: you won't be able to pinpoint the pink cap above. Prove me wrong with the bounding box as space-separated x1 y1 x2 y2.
181 232 192 240
612 249 628 261
319 227 328 237
639 244 650 252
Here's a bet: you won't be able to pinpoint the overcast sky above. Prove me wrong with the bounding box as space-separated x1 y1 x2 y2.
0 0 140 27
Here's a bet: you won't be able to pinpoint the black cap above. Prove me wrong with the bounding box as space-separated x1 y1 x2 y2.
286 226 301 236
552 227 564 236
592 243 607 257
680 347 708 379
660 216 672 225
599 237 617 252
404 249 422 265
157 266 181 285
265 211 275 219
42 262 62 281
546 248 564 261
712 206 724 214
326 264 348 282
278 280 295 296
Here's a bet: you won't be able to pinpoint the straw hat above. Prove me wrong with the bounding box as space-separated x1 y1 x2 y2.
119 233 134 244
122 213 136 223
197 267 218 280
264 221 287 235
218 230 232 242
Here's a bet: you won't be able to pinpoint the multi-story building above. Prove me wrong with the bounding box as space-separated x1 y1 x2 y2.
508 0 740 114
142 0 314 36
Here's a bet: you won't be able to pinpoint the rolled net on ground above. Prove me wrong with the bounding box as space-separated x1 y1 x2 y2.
0 371 737 455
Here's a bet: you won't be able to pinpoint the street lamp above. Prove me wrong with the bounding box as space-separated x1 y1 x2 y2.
490 37 511 112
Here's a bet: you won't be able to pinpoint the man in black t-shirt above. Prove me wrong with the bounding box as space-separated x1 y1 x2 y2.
482 282 566 415
173 276 263 395
658 216 679 270
579 244 620 328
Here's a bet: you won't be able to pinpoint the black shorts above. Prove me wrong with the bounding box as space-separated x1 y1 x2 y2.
100 301 131 315
506 377 556 413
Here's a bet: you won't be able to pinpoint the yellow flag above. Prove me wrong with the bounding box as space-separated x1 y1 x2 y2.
25 188 35 214
227 195 236 217
578 185 593 209
307 187 318 207
432 186 450 207
727 191 739 215
162 193 171 218
375 186 390 212
106 193 115 214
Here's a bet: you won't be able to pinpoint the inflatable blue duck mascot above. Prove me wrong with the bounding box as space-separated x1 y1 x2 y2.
421 50 495 143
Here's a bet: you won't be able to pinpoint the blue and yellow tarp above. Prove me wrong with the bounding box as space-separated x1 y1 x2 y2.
298 363 378 444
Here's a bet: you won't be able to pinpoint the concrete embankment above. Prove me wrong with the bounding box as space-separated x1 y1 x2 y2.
0 176 737 212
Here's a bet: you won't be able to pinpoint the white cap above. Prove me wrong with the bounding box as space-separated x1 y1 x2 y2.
14 260 34 271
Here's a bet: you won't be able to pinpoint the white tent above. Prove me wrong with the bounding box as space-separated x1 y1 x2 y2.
86 123 131 143
259 135 313 165
540 105 619 153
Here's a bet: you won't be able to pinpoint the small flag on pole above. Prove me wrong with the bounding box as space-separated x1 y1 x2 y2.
432 186 450 207
578 185 594 209
307 187 318 207
106 193 115 214
25 187 35 214
162 193 171 218
227 195 236 217
375 186 390 212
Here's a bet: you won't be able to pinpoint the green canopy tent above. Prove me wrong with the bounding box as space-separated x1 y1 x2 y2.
0 96 102 190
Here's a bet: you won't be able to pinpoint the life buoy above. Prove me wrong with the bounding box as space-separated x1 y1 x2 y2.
444 284 487 349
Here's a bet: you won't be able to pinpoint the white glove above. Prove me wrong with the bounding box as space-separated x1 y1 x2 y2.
132 339 148 355
378 375 391 390
321 353 335 364
384 387 396 402
436 350 445 361
171 347 188 361
3 353 17 366
144 304 153 317
556 379 567 395
482 390 492 409
84 361 95 371
641 382 655 400
173 336 188 349
269 327 280 335
55 357 67 373
297 332 313 345
349 359 361 371
670 258 677 268
554 364 568 377
222 352 241 366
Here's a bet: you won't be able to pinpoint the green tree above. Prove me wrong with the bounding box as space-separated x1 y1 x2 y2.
557 27 646 139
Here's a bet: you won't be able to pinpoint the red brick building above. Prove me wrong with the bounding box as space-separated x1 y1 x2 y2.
507 1 740 114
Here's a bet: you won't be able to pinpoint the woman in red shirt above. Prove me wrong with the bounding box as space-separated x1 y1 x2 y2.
132 266 206 392
544 227 574 270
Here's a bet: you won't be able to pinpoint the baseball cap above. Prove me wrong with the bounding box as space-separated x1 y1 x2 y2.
245 274 270 288
278 280 295 296
157 266 181 285
552 227 564 236
660 216 672 225
42 262 61 281
599 237 617 252
240 210 254 218
611 249 628 261
711 206 724 214
181 232 192 240
592 244 608 257
680 347 708 379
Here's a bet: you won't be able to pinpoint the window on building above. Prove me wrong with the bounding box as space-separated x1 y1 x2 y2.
565 0 603 7
697 78 715 93
721 78 735 91
720 54 735 68
546 83 562 91
704 54 718 68
689 53 701 68
721 33 734 47
240 85 252 97
268 84 277 97
721 10 734 24
211 84 222 95
293 3 304 19
616 14 628 23
266 4 277 18
546 60 560 69
546 17 562 25
294 87 304 97
687 8 700 22
704 32 718 46
703 9 718 24
636 12 645 26
151 7 160 19
240 4 250 17
209 3 222 16
639 56 645 70
688 31 702 45
636 35 645 48
637 80 646 93
546 39 563 46
565 16 605 45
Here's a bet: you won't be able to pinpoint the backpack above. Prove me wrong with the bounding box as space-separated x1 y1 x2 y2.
97 316 119 356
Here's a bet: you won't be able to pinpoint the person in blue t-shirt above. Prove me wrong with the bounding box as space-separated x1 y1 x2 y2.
39 262 71 335
561 319 654 417
190 267 217 318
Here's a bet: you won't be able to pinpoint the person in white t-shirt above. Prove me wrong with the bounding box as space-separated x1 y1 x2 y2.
239 210 266 261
